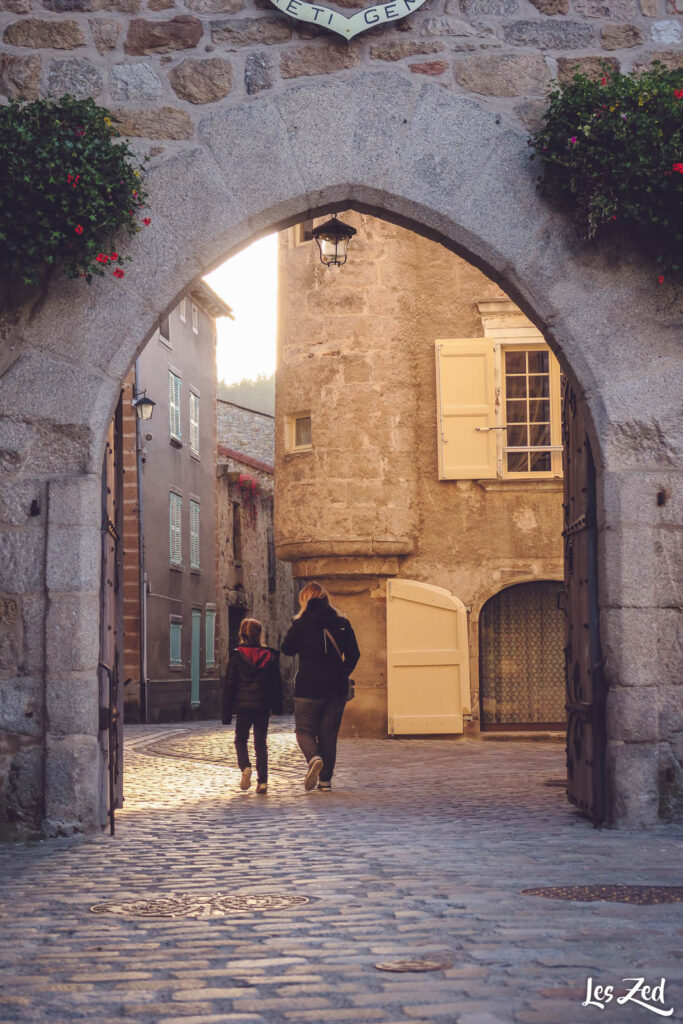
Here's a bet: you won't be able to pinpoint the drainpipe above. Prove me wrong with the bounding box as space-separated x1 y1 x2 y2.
134 359 148 724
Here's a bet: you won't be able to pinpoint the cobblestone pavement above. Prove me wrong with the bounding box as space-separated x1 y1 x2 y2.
1 720 682 1024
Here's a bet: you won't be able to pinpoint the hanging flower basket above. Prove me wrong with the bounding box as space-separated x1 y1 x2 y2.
0 94 149 286
530 62 683 281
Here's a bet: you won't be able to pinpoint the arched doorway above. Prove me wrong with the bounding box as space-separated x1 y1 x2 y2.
0 75 678 834
479 581 565 732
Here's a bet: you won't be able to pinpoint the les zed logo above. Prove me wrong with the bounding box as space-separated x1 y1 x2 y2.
583 977 673 1017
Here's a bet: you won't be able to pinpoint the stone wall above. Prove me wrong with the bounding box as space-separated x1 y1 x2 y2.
216 398 275 464
1 0 680 138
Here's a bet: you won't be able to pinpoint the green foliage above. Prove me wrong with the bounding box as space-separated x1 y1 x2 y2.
0 95 149 285
530 62 683 280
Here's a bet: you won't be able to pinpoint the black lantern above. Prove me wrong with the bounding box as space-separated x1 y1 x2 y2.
131 390 156 421
311 216 357 268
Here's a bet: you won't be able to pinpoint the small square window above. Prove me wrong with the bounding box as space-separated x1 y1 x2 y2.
285 413 312 453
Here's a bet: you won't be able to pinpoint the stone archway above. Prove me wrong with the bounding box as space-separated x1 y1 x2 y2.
0 71 679 834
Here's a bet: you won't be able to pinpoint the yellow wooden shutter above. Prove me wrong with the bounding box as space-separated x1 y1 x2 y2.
435 339 497 480
386 578 471 735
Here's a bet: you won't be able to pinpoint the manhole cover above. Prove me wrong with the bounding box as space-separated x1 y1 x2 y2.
90 893 310 918
375 959 453 973
521 885 683 905
543 779 567 788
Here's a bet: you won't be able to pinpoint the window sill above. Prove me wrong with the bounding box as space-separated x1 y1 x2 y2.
158 335 172 350
284 445 313 456
190 450 201 461
170 563 184 572
170 436 183 449
190 567 202 575
169 664 184 671
476 478 563 492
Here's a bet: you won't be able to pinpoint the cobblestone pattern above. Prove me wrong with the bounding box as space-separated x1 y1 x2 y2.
0 721 681 1023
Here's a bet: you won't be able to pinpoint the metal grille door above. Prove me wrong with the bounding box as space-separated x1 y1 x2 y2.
479 581 565 729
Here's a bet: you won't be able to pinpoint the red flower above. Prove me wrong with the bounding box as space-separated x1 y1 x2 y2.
113 267 124 279
672 163 683 174
74 224 83 234
658 275 665 284
600 77 607 85
675 89 683 99
96 253 109 264
143 217 151 226
111 252 118 261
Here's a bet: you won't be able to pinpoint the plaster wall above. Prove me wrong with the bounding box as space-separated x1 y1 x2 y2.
0 58 680 831
276 213 564 737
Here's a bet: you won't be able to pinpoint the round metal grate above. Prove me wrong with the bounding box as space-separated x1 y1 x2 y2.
374 959 453 973
521 885 683 905
90 893 310 918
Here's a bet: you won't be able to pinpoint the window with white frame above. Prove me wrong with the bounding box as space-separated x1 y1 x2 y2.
285 413 312 453
169 370 181 441
191 303 199 334
169 618 182 665
205 608 216 668
179 298 187 323
435 338 562 480
189 391 200 456
169 492 182 565
190 499 200 570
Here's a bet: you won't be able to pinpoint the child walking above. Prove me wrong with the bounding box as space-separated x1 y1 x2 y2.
222 618 283 794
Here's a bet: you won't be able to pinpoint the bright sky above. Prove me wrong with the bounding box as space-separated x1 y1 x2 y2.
204 233 278 385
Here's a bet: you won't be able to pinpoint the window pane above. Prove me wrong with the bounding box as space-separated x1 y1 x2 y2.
295 416 311 447
529 451 552 472
528 351 549 374
507 451 528 472
170 623 182 664
529 399 550 423
507 425 528 448
529 423 551 447
506 400 526 423
505 351 526 374
506 376 527 399
528 374 549 398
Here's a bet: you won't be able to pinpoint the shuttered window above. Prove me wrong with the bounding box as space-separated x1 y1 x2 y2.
189 392 200 456
169 492 182 565
169 371 181 441
190 499 200 569
205 609 216 668
435 339 497 480
170 621 182 665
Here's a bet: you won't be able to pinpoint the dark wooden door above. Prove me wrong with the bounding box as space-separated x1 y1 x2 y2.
99 393 125 833
562 380 607 825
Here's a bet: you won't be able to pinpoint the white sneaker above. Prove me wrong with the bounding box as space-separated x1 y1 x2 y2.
239 766 252 790
304 756 323 792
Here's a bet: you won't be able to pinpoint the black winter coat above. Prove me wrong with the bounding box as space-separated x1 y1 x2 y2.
222 645 283 725
281 598 360 700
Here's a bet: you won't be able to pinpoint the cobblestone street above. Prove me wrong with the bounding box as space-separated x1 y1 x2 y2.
1 721 682 1024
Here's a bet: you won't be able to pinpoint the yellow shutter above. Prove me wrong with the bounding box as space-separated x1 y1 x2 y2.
386 578 471 735
435 339 497 480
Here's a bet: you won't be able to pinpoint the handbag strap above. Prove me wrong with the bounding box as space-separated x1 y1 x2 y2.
323 627 344 663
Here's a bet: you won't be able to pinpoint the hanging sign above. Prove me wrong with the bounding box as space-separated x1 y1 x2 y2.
268 0 427 40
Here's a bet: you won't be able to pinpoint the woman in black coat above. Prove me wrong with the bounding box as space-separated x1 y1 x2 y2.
223 618 283 794
281 582 360 792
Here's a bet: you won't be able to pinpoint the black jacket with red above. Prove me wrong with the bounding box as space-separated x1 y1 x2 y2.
222 645 283 724
281 598 360 700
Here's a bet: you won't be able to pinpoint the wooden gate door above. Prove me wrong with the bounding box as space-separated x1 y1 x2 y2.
386 579 471 735
562 380 607 825
99 393 125 834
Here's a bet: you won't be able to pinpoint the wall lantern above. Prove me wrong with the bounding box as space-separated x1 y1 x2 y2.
131 390 156 421
311 216 357 268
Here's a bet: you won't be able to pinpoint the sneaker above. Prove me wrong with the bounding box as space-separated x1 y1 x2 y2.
317 781 332 792
304 756 323 791
256 782 268 794
239 766 252 790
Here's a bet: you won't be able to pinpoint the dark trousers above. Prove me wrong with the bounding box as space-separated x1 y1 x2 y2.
234 709 269 783
294 696 346 783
